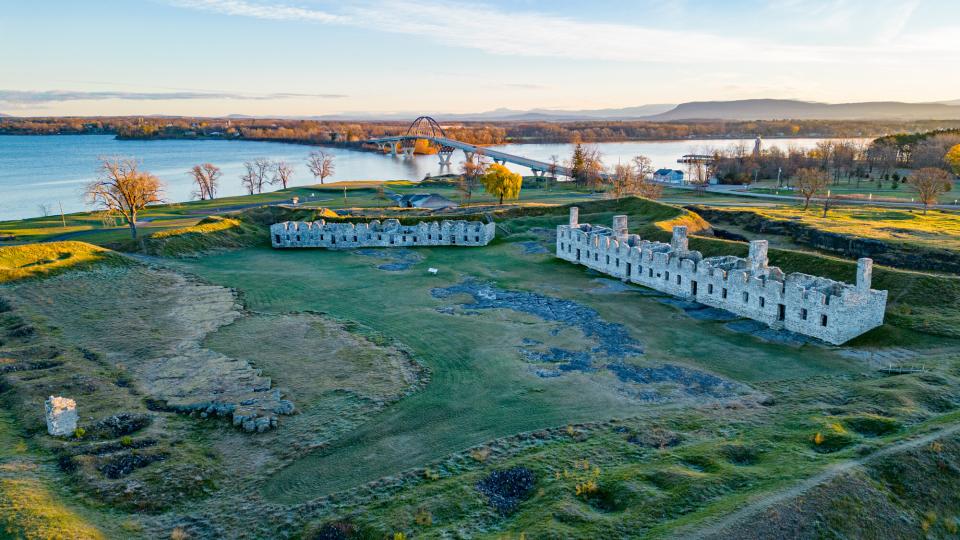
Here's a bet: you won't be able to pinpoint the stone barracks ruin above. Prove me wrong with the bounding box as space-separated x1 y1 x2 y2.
556 207 887 345
271 218 495 249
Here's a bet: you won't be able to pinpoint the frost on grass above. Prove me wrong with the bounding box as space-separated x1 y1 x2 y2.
432 279 745 401
9 266 294 431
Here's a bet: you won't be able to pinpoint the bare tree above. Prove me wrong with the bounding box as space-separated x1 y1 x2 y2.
632 154 654 180
241 158 271 194
84 157 164 239
272 160 295 189
907 167 952 214
37 203 52 217
685 159 711 196
240 162 257 195
189 163 221 200
306 151 335 184
608 164 634 199
793 167 831 210
458 157 487 202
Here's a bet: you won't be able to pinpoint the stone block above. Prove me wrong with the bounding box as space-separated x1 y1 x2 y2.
45 396 78 437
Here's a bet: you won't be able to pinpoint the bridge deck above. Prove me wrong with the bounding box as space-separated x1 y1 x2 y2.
368 135 571 176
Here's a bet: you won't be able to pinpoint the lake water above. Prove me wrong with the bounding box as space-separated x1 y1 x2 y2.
0 135 851 220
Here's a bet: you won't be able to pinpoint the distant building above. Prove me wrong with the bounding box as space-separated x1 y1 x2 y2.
390 193 459 210
653 169 685 184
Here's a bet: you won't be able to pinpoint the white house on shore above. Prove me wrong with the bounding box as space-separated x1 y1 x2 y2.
653 169 685 184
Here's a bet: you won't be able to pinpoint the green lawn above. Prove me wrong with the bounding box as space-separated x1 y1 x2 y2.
173 230 859 504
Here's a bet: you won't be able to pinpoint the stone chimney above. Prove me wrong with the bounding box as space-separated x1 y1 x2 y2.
748 240 769 274
856 258 873 291
569 207 579 228
612 215 628 237
671 226 688 251
45 396 78 437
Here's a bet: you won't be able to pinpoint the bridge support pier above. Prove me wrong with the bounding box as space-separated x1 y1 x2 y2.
402 146 415 158
494 158 506 165
463 150 475 162
531 169 544 177
438 148 454 166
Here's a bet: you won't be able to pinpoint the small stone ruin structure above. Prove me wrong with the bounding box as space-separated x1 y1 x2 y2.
45 395 78 436
556 208 888 345
271 218 495 249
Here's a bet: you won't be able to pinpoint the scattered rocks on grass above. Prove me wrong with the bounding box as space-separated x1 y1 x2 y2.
725 320 819 346
98 451 167 479
607 363 740 398
588 278 642 295
476 466 536 515
517 241 549 255
88 412 151 439
353 248 423 271
432 279 643 359
433 279 743 400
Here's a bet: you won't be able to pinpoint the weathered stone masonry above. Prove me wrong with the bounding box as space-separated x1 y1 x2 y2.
556 207 887 345
271 218 495 249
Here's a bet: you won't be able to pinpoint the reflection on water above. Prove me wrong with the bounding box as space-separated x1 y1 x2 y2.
0 135 860 220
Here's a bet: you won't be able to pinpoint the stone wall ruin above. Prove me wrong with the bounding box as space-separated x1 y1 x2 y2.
271 218 495 249
556 207 887 345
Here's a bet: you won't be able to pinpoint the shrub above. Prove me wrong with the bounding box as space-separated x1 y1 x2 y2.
811 423 855 453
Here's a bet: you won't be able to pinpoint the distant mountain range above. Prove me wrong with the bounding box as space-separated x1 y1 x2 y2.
305 99 960 122
642 99 960 121
5 98 960 122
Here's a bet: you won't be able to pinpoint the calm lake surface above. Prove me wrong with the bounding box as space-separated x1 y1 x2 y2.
0 135 851 220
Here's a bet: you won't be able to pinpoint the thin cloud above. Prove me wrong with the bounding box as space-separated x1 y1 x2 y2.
165 0 960 64
166 0 345 22
0 90 347 104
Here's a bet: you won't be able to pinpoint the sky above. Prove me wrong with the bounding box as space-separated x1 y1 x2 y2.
2 0 960 117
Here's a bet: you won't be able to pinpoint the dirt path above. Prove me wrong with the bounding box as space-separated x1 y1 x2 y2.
678 421 960 540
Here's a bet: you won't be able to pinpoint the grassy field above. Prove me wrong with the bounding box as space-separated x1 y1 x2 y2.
2 195 960 537
0 241 128 283
162 201 960 537
745 176 960 204
702 206 960 253
0 179 601 246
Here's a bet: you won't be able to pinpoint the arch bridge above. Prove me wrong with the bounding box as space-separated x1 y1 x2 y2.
366 116 570 178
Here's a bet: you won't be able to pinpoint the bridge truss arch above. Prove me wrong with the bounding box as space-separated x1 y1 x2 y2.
402 116 456 164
